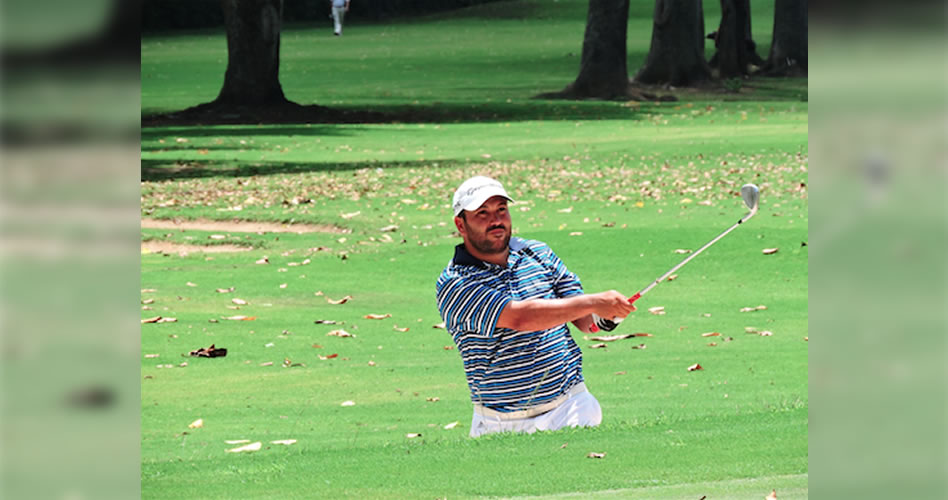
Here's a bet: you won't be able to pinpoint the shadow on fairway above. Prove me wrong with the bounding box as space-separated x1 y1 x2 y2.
141 157 468 181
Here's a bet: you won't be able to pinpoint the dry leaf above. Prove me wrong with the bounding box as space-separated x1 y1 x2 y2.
648 306 666 315
145 353 159 358
443 421 459 430
745 327 759 333
223 315 256 321
368 360 376 366
426 397 440 402
141 298 155 305
405 433 421 439
141 316 162 324
142 288 157 293
762 248 779 255
569 232 583 236
633 332 653 337
590 334 633 342
255 257 269 264
327 329 353 338
759 331 774 336
340 400 355 407
701 332 721 337
674 249 692 254
225 439 250 444
226 442 262 453
766 490 777 500
393 325 409 332
587 452 606 459
327 295 352 305
667 274 678 281
589 343 608 349
443 345 454 350
341 211 361 219
364 313 392 320
707 342 718 347
259 361 274 366
433 322 446 329
380 225 399 232
687 363 703 372
216 287 234 293
558 207 573 213
319 353 339 360
186 282 198 287
279 283 287 289
188 418 204 429
156 317 177 323
314 319 338 324
271 439 297 446
804 337 808 342
631 344 647 349
232 298 248 305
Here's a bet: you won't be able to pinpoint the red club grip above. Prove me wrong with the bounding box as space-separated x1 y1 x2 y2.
628 292 642 304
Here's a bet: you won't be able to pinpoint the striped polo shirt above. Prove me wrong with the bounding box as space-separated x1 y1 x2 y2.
436 237 586 413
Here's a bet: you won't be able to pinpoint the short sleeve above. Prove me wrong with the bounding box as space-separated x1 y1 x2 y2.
437 275 511 338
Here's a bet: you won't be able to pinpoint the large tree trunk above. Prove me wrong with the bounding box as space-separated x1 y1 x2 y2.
215 0 287 105
634 0 710 86
710 0 764 78
765 0 807 76
564 0 631 98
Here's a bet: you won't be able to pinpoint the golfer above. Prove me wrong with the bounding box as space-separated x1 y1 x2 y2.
330 0 350 36
436 176 636 437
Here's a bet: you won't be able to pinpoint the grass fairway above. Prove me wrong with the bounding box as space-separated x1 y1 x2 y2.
142 1 807 498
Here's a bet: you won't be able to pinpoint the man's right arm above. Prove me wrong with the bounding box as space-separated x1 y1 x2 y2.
496 291 635 333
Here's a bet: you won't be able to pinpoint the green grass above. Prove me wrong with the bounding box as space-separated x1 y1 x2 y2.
142 0 807 498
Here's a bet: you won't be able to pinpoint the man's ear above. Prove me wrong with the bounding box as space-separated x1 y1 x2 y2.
454 216 466 236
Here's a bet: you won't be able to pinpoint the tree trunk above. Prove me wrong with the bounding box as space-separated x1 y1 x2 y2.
564 0 631 98
215 0 287 105
634 0 710 86
710 0 764 78
765 0 807 76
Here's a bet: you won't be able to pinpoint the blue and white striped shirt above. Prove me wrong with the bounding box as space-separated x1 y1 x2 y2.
436 237 586 413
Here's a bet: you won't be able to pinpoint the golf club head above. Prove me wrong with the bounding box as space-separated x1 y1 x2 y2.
741 184 759 212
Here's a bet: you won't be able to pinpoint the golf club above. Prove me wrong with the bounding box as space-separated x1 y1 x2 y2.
592 183 760 331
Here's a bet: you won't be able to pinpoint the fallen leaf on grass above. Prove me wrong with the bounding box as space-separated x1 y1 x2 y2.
327 295 352 305
406 433 422 439
393 325 409 332
762 248 779 255
589 343 607 349
569 232 583 236
145 353 159 358
707 342 718 347
667 274 678 281
255 257 269 264
232 298 248 305
223 315 256 321
340 401 355 407
225 439 250 445
648 306 666 315
758 331 773 336
701 332 721 337
311 344 323 349
141 316 161 324
631 344 647 349
766 490 777 500
368 360 376 366
141 288 157 293
444 421 459 430
189 344 227 358
590 334 634 342
615 371 627 375
687 363 703 371
674 249 692 254
141 298 155 305
319 354 339 360
186 282 198 287
271 439 297 446
380 225 399 232
226 442 262 453
188 418 204 429
587 452 606 459
216 287 235 293
259 362 274 366
314 319 339 325
443 345 454 350
327 329 354 338
433 322 446 329
426 397 440 402
740 305 768 312
279 283 288 289
364 313 392 320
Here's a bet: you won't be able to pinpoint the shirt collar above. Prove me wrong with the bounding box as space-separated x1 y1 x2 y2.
452 237 525 269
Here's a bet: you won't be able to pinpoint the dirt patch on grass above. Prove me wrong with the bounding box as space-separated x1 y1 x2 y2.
142 241 251 254
142 218 348 234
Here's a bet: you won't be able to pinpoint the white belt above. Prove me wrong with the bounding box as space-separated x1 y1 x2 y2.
473 382 587 421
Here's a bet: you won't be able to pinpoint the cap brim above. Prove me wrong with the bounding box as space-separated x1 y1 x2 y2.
457 189 514 215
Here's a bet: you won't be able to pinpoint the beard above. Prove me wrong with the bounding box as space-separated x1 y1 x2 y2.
467 223 510 255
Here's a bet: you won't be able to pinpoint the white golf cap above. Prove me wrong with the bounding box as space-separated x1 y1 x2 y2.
452 176 514 216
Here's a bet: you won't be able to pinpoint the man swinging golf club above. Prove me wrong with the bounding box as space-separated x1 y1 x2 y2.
436 176 636 437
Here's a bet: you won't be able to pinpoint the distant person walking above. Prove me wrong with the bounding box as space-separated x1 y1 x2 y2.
331 0 350 36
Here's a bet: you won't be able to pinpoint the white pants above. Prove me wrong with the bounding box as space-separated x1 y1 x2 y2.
331 7 346 34
469 390 602 438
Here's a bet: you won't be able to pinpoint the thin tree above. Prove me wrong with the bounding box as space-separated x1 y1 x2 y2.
708 0 765 78
560 0 632 99
633 0 710 86
763 0 807 76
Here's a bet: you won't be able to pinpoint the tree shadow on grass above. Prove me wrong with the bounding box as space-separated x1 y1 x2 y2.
141 157 469 182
